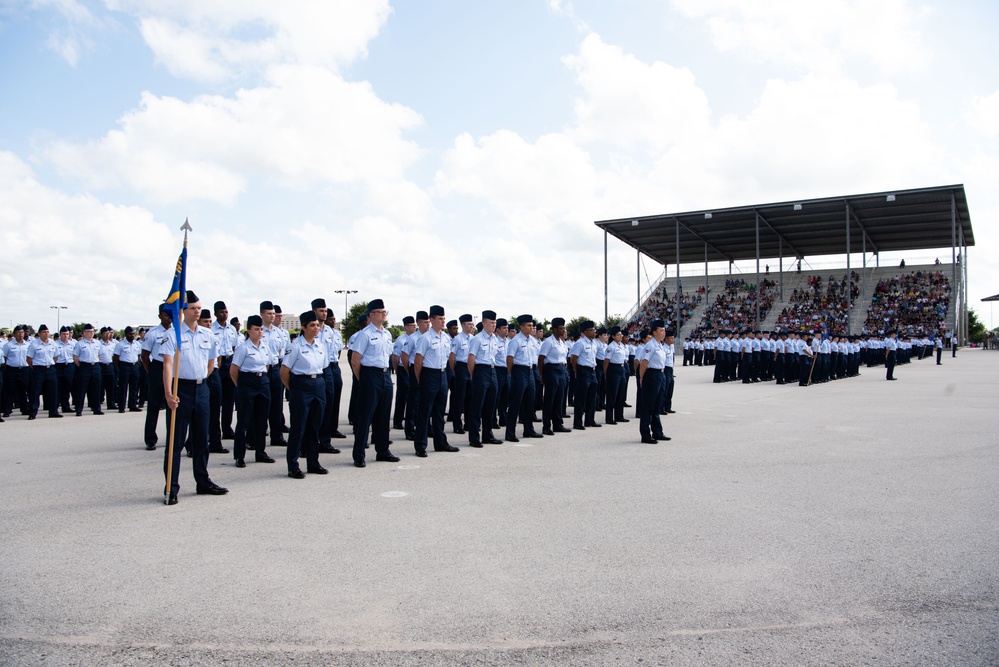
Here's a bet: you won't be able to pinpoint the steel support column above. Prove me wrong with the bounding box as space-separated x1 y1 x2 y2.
846 203 851 335
755 212 760 328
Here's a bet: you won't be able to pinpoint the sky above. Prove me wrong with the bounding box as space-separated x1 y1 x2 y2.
1 0 997 331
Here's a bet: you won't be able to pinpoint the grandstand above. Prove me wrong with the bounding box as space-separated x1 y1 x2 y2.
595 185 974 344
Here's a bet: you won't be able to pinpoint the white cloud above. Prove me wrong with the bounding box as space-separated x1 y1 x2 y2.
671 0 931 76
45 65 425 206
28 0 109 66
107 0 392 82
966 90 999 139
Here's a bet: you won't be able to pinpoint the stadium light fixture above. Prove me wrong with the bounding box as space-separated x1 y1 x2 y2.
793 204 802 211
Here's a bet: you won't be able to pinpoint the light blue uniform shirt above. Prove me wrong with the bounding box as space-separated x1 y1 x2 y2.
595 339 607 361
539 336 568 364
569 337 597 368
114 339 141 363
451 332 472 363
467 331 499 367
643 339 667 370
404 330 424 366
884 337 898 351
4 340 29 367
606 341 629 364
354 323 393 368
211 321 239 357
56 339 76 363
507 332 535 367
282 335 327 375
160 324 217 380
143 325 172 363
415 329 450 370
232 338 270 373
99 340 116 364
392 332 409 360
74 338 102 364
262 324 286 365
27 338 58 366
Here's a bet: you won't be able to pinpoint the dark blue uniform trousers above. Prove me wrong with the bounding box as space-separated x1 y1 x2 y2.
233 371 270 461
449 361 470 430
267 367 285 441
393 363 409 428
145 360 164 445
573 366 597 428
415 367 450 452
287 374 325 472
56 362 74 412
117 362 140 410
218 357 235 437
74 362 101 414
353 366 392 462
405 365 422 439
494 366 508 428
604 363 626 422
29 365 58 418
639 369 666 441
99 362 116 408
164 379 211 495
319 364 336 446
542 363 568 431
467 364 497 444
505 365 538 439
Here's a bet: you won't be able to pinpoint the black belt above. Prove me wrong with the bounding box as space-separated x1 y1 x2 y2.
549 362 567 367
293 373 321 379
362 366 388 373
177 378 204 385
646 368 664 373
221 355 233 361
31 364 54 368
456 360 469 366
608 362 624 367
240 371 265 377
78 361 97 366
119 361 136 366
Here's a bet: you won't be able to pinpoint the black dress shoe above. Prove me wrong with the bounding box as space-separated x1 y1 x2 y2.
666 410 676 414
584 422 602 428
387 440 394 445
654 435 672 441
616 418 630 423
554 426 572 433
623 403 632 408
542 428 555 436
222 432 235 439
415 450 428 458
307 465 329 475
318 445 341 454
196 483 229 495
506 436 520 443
434 445 460 452
235 458 246 468
129 407 143 412
94 411 105 415
255 453 276 463
486 438 503 445
271 438 287 447
167 492 178 505
332 430 347 439
281 425 290 433
469 441 483 448
28 415 36 420
376 454 401 463
573 425 586 431
145 443 156 451
118 408 125 414
353 459 366 468
209 447 230 454
393 423 404 430
641 438 658 444
288 469 306 479
525 432 543 438
453 427 465 435
605 420 616 425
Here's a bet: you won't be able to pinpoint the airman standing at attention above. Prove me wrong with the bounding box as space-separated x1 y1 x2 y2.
161 291 228 505
2 326 30 418
73 324 104 416
448 314 474 434
492 318 510 429
196 309 228 455
26 324 61 419
414 305 459 456
570 321 599 430
505 315 544 442
350 300 398 467
281 311 328 478
211 301 239 440
638 320 669 444
141 306 172 448
259 301 287 448
114 326 142 413
230 314 274 468
603 326 630 425
465 310 501 448
594 328 608 411
539 317 570 435
392 315 415 431
403 311 430 441
346 313 367 427
54 326 76 414
312 298 344 455
98 327 119 410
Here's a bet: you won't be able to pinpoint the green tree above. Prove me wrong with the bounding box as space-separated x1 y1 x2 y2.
566 316 593 338
600 314 624 330
968 308 987 344
341 302 369 341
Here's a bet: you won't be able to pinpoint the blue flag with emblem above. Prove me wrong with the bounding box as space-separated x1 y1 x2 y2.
165 221 190 349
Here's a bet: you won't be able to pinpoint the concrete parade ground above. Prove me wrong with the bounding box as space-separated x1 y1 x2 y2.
0 350 997 666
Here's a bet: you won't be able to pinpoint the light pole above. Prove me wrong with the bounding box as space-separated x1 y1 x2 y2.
334 290 357 320
50 305 67 330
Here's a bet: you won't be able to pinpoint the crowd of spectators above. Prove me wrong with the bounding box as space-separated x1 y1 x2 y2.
694 278 777 333
627 286 702 334
862 271 951 337
774 272 860 335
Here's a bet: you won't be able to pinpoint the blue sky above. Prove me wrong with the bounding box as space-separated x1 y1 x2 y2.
1 0 997 330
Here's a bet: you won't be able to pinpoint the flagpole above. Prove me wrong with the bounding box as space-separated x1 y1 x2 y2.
164 221 191 505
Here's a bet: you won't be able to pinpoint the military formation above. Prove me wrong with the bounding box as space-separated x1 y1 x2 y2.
1 296 683 505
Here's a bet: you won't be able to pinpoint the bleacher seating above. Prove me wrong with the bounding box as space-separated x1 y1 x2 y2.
774 271 859 335
694 278 777 333
627 288 701 333
862 270 951 337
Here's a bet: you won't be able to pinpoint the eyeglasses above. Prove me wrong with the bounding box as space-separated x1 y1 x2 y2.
371 310 388 315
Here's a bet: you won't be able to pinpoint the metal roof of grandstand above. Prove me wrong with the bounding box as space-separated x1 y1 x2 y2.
982 294 999 302
594 184 974 266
